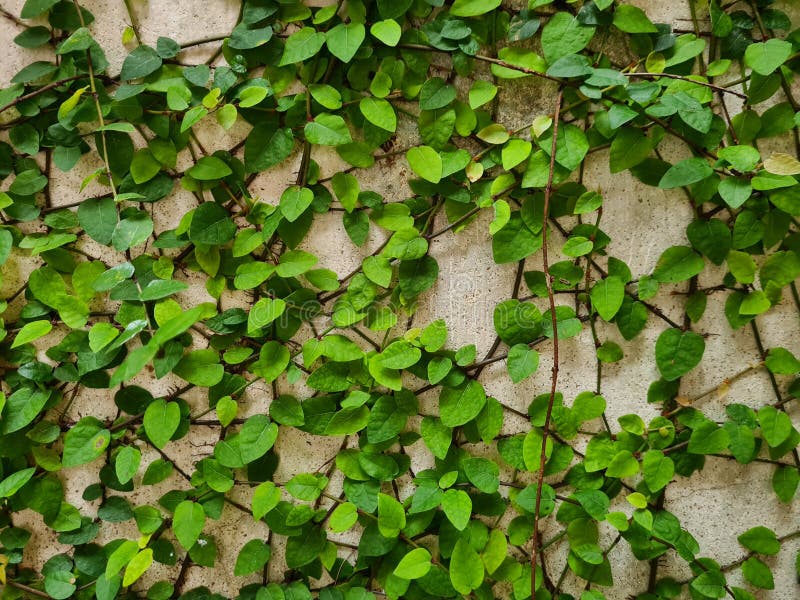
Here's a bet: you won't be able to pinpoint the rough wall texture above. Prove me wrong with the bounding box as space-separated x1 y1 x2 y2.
1 1 800 599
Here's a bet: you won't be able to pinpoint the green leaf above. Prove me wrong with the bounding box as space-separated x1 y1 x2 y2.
252 481 280 521
441 488 472 530
406 146 442 183
367 394 410 443
173 501 205 550
286 473 327 501
360 97 396 132
2 388 49 434
45 571 76 599
655 328 705 381
14 25 51 48
463 457 499 493
304 114 352 146
251 341 290 383
280 185 314 222
642 450 674 492
563 236 593 257
394 547 432 579
187 156 232 181
106 541 138 579
120 45 162 80
143 399 181 449
613 5 657 33
687 219 731 265
450 538 484 595
507 344 539 383
377 493 406 537
139 279 188 301
523 429 553 472
590 276 625 321
378 340 421 369
20 0 59 18
688 421 730 454
744 39 793 76
0 468 36 498
189 202 236 245
180 106 208 132
234 539 271 576
421 417 452 459
173 349 224 386
325 22 365 63
741 557 774 590
244 126 294 172
540 12 595 64
371 20 402 47
229 25 272 50
482 529 508 575
115 446 141 485
11 320 52 348
328 502 358 533
248 298 286 332
605 450 639 478
285 525 326 568
758 406 792 447
122 549 152 587
62 417 110 467
772 466 799 503
112 213 153 252
492 213 542 263
658 158 713 189
610 128 655 173
419 77 456 111
308 84 341 110
238 415 279 463
573 392 606 423
279 27 326 65
718 145 761 172
652 246 705 283
9 168 47 196
276 249 317 277
469 80 498 109
450 0 501 17
440 380 486 427
764 347 800 375
540 122 589 171
738 526 780 555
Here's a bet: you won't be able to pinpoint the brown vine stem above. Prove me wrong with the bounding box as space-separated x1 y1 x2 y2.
6 580 52 599
0 75 86 114
71 0 117 201
531 87 563 600
621 71 747 100
0 6 27 29
397 43 565 85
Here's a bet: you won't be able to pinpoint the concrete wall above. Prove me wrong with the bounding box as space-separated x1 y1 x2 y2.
1 1 799 598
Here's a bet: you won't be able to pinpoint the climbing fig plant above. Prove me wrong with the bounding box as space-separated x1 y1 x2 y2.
1 0 799 599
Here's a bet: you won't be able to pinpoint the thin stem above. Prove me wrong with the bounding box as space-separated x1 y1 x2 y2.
531 87 564 600
71 0 117 201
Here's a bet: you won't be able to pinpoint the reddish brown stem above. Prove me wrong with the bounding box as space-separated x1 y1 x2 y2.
531 87 564 599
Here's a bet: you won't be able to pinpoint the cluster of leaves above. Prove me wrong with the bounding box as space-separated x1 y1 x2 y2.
0 1 799 600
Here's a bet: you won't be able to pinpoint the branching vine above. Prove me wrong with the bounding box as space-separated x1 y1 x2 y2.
0 1 798 600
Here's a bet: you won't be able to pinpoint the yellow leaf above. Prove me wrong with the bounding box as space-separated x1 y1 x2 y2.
0 554 7 584
531 115 552 139
645 52 665 73
58 86 89 120
122 26 135 45
202 88 222 109
764 152 800 176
